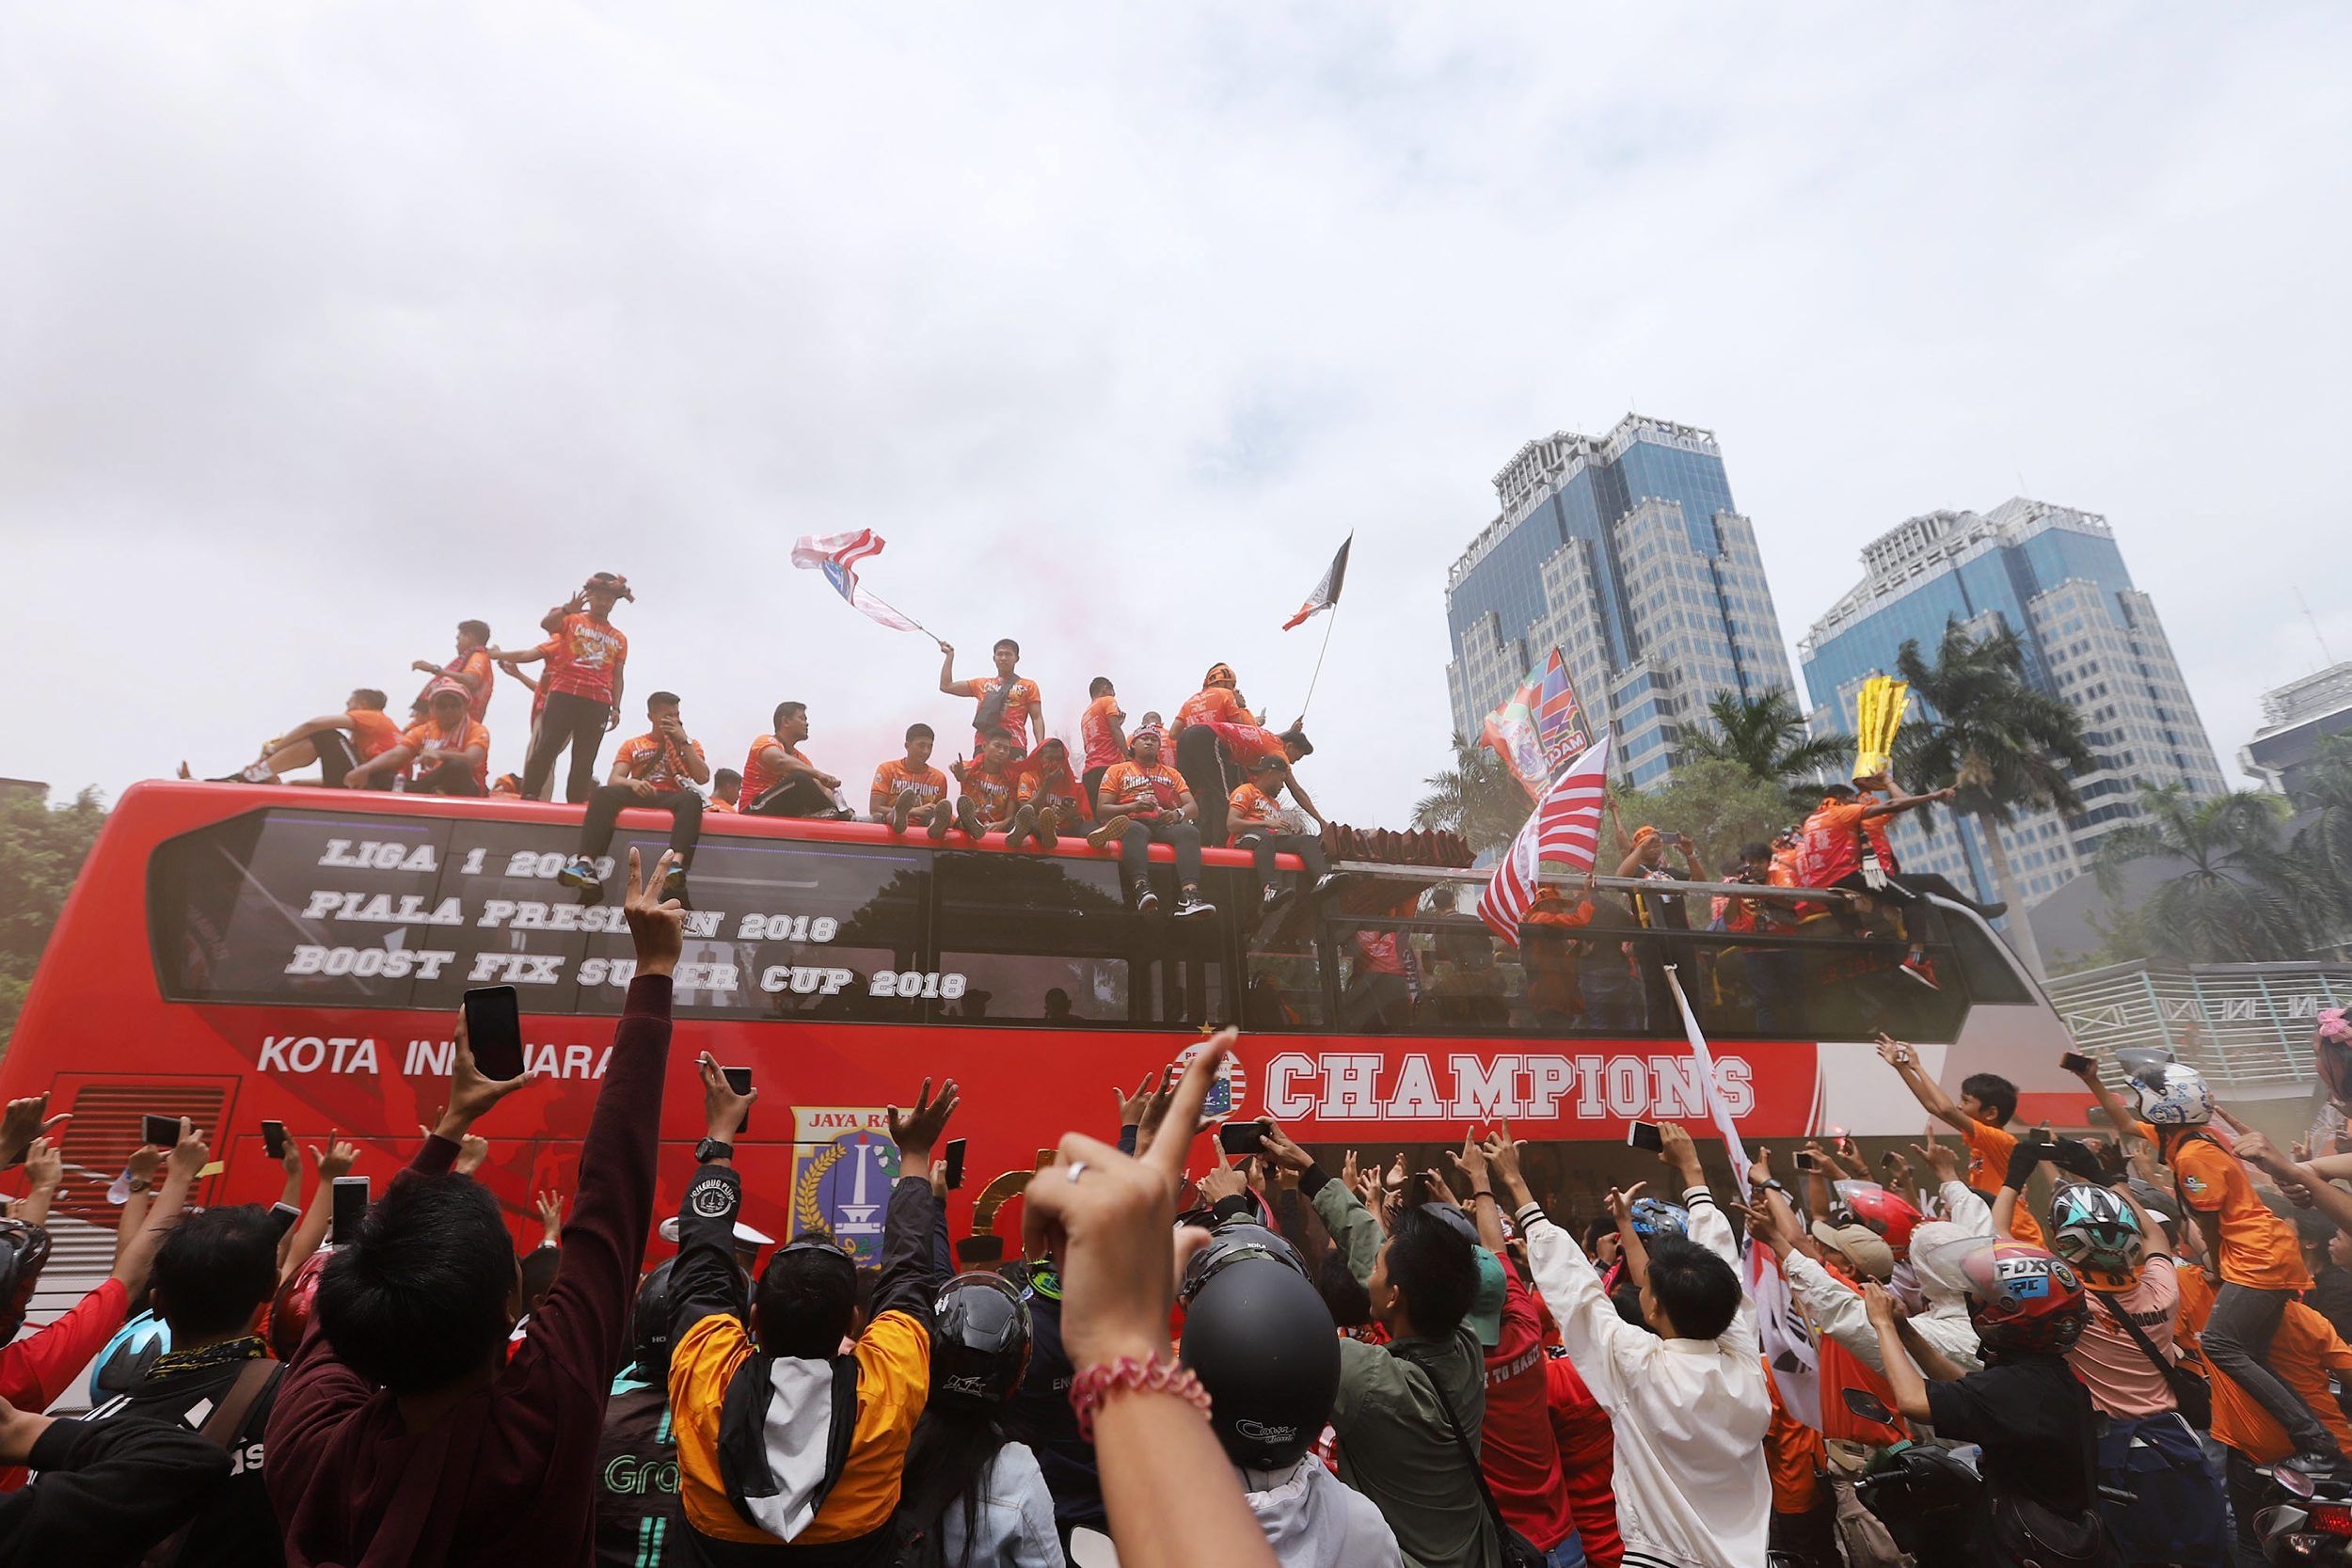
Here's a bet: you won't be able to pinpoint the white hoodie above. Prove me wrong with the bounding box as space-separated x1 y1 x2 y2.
1241 1457 1405 1568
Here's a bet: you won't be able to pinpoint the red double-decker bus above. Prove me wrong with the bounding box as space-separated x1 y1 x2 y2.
3 781 2074 1284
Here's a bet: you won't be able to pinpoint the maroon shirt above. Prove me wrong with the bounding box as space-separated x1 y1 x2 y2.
266 975 673 1568
1481 1270 1577 1552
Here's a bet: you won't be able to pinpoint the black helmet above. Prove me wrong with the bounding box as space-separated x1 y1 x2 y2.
0 1220 53 1341
1180 1255 1342 1471
631 1260 677 1384
930 1273 1031 1411
1179 1221 1307 1305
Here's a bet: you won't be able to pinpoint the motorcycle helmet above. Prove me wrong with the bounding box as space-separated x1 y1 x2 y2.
0 1219 54 1341
1834 1182 1923 1260
1958 1240 2088 1354
1627 1198 1691 1243
269 1246 333 1361
2046 1181 2147 1289
1179 1254 1343 1470
88 1310 171 1402
930 1272 1031 1411
1179 1221 1308 1304
629 1260 678 1385
2116 1047 2212 1128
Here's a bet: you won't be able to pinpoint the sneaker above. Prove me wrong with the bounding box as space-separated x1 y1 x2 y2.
926 805 951 842
1088 814 1133 851
1263 881 1283 906
1135 887 1160 915
889 787 916 835
1173 891 1216 922
556 855 602 895
237 762 276 784
2290 1448 2352 1483
1899 951 1941 990
661 864 690 905
955 797 985 839
1006 806 1036 850
1311 873 1343 899
1036 807 1061 849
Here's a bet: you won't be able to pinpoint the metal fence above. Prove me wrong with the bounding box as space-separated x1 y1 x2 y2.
2044 960 2352 1092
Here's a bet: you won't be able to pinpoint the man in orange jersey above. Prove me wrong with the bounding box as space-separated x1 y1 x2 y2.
1227 755 1334 911
938 638 1044 753
950 728 1023 838
1089 724 1215 920
188 688 406 789
561 691 707 903
491 572 632 803
1874 1035 2049 1249
409 619 496 722
1168 662 1257 846
1007 736 1091 850
348 685 490 796
1077 676 1126 815
707 768 741 813
741 702 850 820
870 723 958 839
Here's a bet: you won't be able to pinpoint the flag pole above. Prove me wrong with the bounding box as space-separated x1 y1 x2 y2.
1295 598 1342 722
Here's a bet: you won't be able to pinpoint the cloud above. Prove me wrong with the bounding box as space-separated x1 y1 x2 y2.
4 3 2347 820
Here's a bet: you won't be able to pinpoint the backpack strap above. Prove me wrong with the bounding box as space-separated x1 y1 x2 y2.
1387 1338 1519 1558
140 1360 278 1568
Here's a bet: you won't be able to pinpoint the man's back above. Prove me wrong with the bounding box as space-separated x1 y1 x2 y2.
87 1354 284 1568
1331 1324 1500 1568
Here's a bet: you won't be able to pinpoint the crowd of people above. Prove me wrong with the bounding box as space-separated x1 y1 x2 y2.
8 842 2352 1566
178 575 1336 919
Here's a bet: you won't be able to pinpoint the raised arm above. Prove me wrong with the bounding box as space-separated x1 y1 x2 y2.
1863 787 1955 820
344 740 420 787
939 643 962 696
867 1077 957 1327
115 1119 208 1298
1488 1130 1639 1403
1876 1033 1971 1134
279 1140 358 1282
1446 1131 1507 1257
2238 1131 2352 1242
1263 1125 1380 1283
0 1096 68 1171
11 1139 61 1228
1657 1122 1734 1266
1864 1283 1935 1422
2062 1049 2139 1145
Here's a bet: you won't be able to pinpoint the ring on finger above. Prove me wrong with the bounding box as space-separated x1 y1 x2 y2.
1065 1161 1089 1184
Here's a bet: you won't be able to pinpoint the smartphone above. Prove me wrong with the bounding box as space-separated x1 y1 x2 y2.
267 1201 303 1241
331 1176 370 1244
142 1114 181 1149
1218 1121 1267 1158
462 985 528 1083
2060 1051 2094 1076
1795 1150 1821 1173
262 1120 289 1161
944 1138 968 1191
1627 1120 1664 1152
723 1067 753 1132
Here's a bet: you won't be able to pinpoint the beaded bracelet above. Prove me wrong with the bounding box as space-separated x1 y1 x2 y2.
1067 1352 1214 1441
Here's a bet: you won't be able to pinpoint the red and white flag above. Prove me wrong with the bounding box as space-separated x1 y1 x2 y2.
791 530 927 636
1475 735 1611 945
1282 535 1351 630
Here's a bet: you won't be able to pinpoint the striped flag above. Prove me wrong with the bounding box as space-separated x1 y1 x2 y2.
1475 735 1611 945
1282 535 1351 630
791 530 926 635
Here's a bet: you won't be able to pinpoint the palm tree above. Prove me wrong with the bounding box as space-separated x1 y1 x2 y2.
1412 732 1531 859
2095 785 2319 962
2290 734 2352 951
1677 689 1851 807
1893 622 2097 979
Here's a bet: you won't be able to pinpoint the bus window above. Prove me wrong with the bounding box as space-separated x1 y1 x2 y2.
1242 911 1328 1031
693 837 924 1022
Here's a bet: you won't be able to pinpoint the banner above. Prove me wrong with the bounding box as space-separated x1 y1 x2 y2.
1480 648 1590 800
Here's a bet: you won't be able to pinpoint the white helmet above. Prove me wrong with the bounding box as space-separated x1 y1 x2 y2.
2121 1051 2212 1128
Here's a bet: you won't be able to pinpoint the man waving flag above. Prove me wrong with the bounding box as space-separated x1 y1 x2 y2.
1476 734 1611 944
1282 534 1351 630
791 530 933 639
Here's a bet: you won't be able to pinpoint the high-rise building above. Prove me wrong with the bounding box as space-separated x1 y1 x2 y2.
1800 498 2225 911
2242 663 2352 796
1444 414 1798 790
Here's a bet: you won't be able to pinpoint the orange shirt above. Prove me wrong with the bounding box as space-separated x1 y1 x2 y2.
1098 761 1184 817
1173 686 1253 732
871 759 949 811
1016 766 1088 816
346 708 405 761
2153 1124 2312 1291
952 675 1041 747
1960 1120 2047 1248
611 732 706 792
2208 1300 2352 1463
707 797 738 814
1079 695 1126 772
740 735 810 807
402 717 490 787
546 613 628 704
1226 783 1285 841
526 638 559 719
959 759 1019 824
1762 1354 1825 1515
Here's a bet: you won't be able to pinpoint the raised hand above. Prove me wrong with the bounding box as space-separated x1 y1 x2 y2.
696 1052 755 1143
455 1133 489 1176
167 1117 210 1183
0 1095 69 1169
623 847 685 976
535 1190 564 1245
22 1137 61 1196
437 1014 541 1138
1910 1130 1962 1184
1747 1146 1774 1189
1196 1156 1248 1206
1605 1180 1647 1232
1862 1279 1901 1328
1340 1148 1360 1189
311 1140 359 1180
1479 1119 1531 1207
1384 1152 1407 1192
1257 1121 1315 1176
1445 1130 1491 1195
1657 1121 1704 1188
888 1076 961 1167
1113 1069 1166 1129
1873 1033 1914 1069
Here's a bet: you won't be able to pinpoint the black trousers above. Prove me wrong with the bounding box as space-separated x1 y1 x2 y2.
1082 765 1108 816
408 761 486 798
748 775 838 818
1173 727 1231 846
1115 816 1203 893
522 689 612 803
580 785 703 867
1233 830 1328 882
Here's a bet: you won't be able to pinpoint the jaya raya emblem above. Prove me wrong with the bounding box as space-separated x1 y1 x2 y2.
791 1107 901 1264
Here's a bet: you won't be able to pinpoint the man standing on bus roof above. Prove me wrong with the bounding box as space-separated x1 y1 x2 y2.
183 689 405 789
1227 754 1335 911
1168 662 1255 847
562 690 707 904
489 572 631 804
346 686 489 796
1089 722 1215 920
939 638 1044 754
1078 676 1126 816
871 722 957 838
741 702 851 819
409 620 496 723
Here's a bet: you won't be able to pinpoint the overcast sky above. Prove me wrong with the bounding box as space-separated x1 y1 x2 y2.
6 4 2348 826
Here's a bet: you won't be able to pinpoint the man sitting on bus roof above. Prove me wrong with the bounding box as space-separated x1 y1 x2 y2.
707 767 742 814
182 688 405 789
268 848 683 1567
345 685 489 797
1227 754 1335 911
741 702 852 820
871 722 957 838
560 690 707 905
953 727 1025 839
1089 722 1216 920
409 619 496 724
1008 736 1091 850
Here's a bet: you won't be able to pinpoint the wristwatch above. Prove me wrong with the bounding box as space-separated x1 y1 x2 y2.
693 1137 735 1164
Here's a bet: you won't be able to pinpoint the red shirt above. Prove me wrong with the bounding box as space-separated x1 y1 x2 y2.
420 649 496 721
1079 695 1125 772
0 1276 131 1492
1482 1272 1577 1552
610 732 706 793
1203 719 1289 768
545 613 628 705
1017 765 1090 820
1543 1353 1621 1568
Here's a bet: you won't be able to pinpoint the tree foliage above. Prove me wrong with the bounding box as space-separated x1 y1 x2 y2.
1677 689 1849 811
2092 785 2317 963
1410 732 1532 859
1892 624 2096 830
1611 761 1800 880
1 787 107 1052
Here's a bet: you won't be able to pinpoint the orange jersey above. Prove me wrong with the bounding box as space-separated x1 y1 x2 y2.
1079 694 1126 772
545 612 628 705
1960 1120 2047 1247
1016 766 1089 817
952 675 1041 745
707 797 738 814
1226 783 1285 840
871 759 949 811
1762 1354 1825 1515
740 735 809 807
611 732 706 792
402 718 490 787
2208 1300 2352 1464
346 708 405 761
2153 1124 2312 1291
418 649 496 721
1098 761 1185 817
1173 686 1253 732
958 759 1019 824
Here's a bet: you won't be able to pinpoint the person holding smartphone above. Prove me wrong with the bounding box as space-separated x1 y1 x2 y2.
560 690 708 904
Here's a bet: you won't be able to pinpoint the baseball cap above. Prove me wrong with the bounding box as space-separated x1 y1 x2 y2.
1468 1249 1508 1349
1810 1221 1895 1282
